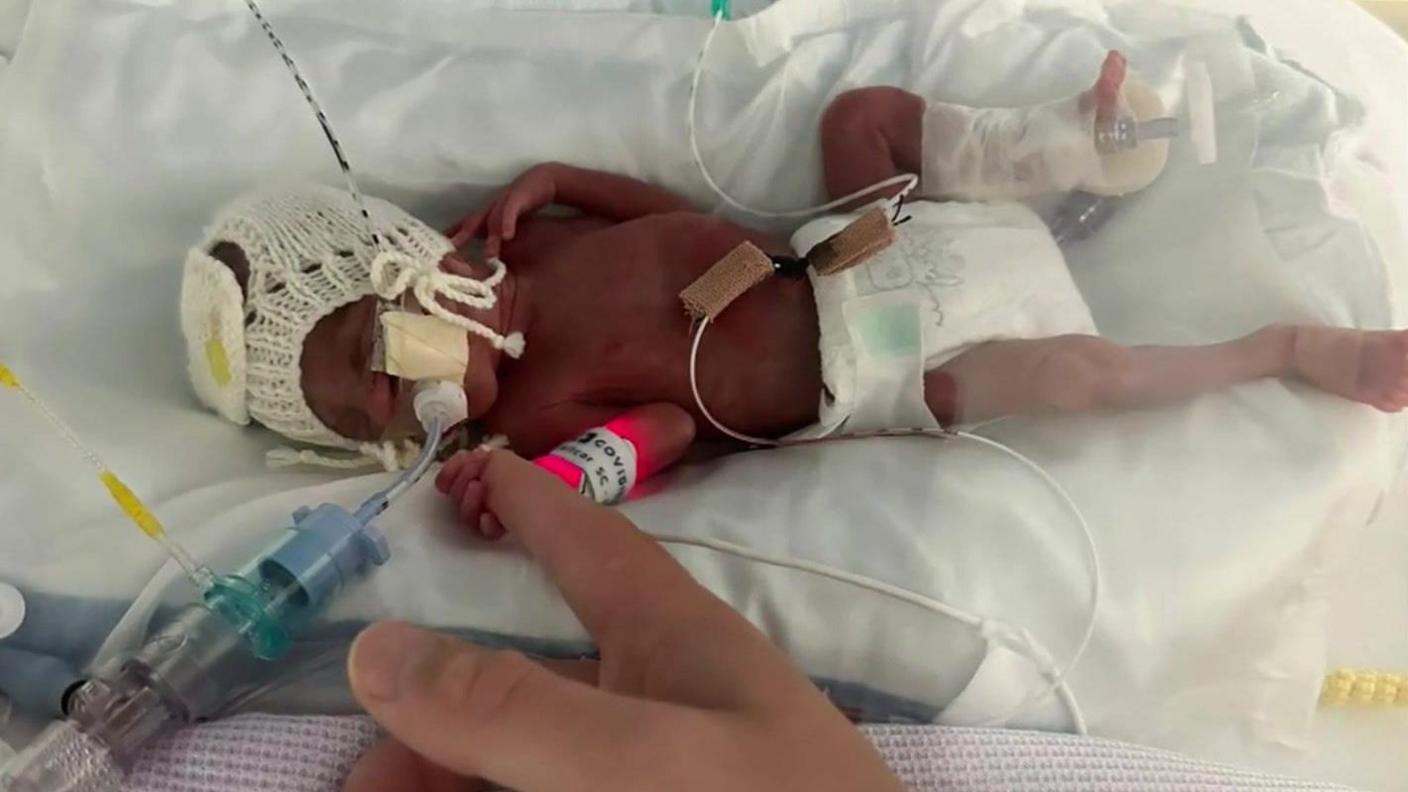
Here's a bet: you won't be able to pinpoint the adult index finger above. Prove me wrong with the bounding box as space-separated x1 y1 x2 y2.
476 449 734 647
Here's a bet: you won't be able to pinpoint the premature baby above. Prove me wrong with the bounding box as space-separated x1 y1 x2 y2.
182 53 1408 535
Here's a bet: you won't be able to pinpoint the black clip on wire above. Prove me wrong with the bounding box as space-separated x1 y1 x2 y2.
891 193 913 227
770 254 810 279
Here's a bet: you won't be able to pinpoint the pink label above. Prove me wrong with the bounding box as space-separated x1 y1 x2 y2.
535 454 586 494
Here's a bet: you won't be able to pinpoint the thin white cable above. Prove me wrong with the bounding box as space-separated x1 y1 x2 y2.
650 529 1090 734
688 317 1100 733
687 11 919 219
652 534 982 629
688 316 779 447
1058 677 1089 735
242 0 384 251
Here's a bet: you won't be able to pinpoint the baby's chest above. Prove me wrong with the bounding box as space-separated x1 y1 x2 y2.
521 274 693 398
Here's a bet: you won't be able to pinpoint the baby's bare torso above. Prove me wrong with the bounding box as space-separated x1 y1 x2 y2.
483 212 822 452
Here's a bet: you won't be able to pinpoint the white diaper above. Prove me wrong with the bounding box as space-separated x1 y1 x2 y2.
792 200 1097 437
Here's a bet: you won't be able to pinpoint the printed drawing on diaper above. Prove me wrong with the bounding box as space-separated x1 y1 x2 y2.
865 232 966 328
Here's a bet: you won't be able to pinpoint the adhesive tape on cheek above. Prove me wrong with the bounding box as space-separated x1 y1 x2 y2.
0 582 25 640
380 311 470 382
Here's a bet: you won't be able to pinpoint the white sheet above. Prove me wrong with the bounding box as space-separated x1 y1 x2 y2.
1169 3 1408 789
0 0 1404 786
1167 3 1408 789
0 1 27 59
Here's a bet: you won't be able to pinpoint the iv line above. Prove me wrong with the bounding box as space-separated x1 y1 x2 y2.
240 0 386 253
687 11 920 218
686 313 1101 733
650 529 1091 733
0 362 214 592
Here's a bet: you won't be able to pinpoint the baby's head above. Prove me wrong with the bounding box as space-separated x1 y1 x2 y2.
180 185 516 467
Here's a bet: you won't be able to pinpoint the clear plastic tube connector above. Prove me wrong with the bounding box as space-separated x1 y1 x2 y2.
0 381 452 792
1 722 123 792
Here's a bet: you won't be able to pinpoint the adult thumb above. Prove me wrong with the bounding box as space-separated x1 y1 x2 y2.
348 621 674 790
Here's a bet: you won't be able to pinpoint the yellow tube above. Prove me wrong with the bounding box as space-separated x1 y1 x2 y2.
1 357 211 588
100 471 166 540
1 358 162 537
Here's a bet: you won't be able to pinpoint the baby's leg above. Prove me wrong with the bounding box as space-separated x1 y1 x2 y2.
925 328 1297 424
819 53 1127 205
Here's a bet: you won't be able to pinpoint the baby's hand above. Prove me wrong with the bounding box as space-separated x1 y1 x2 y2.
435 449 507 540
448 164 558 258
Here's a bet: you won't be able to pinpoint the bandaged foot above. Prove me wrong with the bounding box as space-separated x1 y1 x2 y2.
1293 326 1408 412
922 52 1168 200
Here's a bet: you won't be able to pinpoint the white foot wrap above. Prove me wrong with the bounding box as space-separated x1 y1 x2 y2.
921 80 1169 200
922 95 1100 201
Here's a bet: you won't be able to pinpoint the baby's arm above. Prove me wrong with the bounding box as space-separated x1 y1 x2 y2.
442 402 696 539
547 163 700 221
452 163 700 252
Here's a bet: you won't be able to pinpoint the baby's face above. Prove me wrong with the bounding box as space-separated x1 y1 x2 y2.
300 253 503 443
301 295 417 442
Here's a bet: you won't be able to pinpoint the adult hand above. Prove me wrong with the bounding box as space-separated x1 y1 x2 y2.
343 449 905 792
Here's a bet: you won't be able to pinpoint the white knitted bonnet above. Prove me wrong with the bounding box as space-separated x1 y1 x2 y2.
179 184 521 468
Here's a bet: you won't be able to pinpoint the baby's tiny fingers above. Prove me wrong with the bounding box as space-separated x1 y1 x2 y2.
500 195 527 241
486 200 507 234
450 212 489 248
453 448 493 491
480 513 506 541
459 480 486 526
435 451 474 492
449 451 491 503
447 465 476 513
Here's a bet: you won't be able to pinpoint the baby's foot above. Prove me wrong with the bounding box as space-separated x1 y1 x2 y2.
1080 50 1128 127
1293 326 1408 412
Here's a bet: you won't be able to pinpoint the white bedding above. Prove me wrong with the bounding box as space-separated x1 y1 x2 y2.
1166 3 1408 789
0 1 26 59
0 0 1405 787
